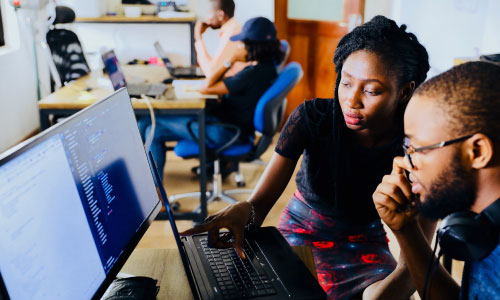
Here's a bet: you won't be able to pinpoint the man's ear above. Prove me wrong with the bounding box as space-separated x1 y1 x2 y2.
216 9 225 21
466 133 494 169
400 81 416 103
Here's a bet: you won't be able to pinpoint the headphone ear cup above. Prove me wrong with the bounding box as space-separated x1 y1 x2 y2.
438 211 499 261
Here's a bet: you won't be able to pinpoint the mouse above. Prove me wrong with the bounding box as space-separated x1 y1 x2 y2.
162 78 174 84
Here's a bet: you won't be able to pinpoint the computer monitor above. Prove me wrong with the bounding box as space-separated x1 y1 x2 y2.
102 50 127 91
0 88 162 300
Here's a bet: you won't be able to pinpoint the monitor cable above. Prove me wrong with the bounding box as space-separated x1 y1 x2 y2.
142 95 156 153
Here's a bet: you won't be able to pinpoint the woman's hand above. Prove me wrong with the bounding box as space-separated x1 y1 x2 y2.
373 156 418 231
179 201 253 259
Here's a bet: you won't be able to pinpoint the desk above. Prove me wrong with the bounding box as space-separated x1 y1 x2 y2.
119 247 317 300
75 15 197 66
38 65 209 222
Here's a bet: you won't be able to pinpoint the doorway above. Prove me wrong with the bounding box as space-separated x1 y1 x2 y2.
275 0 365 119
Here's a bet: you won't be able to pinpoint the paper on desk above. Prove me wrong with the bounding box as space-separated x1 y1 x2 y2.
157 11 196 19
172 79 218 99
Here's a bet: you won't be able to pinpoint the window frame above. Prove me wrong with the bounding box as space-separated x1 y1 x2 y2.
0 2 5 47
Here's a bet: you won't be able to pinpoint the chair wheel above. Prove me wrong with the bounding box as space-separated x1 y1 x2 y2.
237 181 246 188
171 201 180 211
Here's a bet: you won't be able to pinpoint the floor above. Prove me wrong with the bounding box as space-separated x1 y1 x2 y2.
135 135 464 292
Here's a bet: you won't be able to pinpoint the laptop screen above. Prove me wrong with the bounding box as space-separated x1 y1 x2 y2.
154 41 175 74
102 50 127 91
0 89 161 300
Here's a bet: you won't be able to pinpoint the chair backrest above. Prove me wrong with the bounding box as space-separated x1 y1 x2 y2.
251 62 303 158
276 40 290 72
46 6 90 84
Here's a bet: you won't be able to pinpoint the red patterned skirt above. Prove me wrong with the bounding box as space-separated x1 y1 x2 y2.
278 190 396 299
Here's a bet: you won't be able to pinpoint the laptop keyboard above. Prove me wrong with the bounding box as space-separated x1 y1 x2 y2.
127 83 166 96
199 238 277 299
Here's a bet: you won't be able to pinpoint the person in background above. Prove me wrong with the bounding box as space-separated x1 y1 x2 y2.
141 17 283 181
195 0 247 78
182 16 433 299
373 61 500 300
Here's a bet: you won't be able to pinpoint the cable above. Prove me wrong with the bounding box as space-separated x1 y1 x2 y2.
142 95 156 152
423 237 440 300
427 250 444 300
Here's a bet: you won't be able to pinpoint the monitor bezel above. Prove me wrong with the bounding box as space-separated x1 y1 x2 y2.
0 88 162 300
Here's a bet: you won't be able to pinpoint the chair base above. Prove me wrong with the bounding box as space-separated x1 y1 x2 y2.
169 160 253 214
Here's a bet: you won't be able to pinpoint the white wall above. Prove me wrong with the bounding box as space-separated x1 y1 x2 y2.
364 0 395 22
63 0 274 68
365 0 500 78
0 0 40 153
192 0 274 56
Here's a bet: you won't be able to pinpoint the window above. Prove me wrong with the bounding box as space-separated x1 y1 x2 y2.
0 4 5 47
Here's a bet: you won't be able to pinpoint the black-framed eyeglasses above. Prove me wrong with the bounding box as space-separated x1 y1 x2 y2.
402 134 474 168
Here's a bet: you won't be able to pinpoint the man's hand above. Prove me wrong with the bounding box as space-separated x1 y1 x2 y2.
194 21 210 41
373 156 418 231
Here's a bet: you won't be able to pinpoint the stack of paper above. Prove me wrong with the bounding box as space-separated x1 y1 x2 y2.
172 79 218 99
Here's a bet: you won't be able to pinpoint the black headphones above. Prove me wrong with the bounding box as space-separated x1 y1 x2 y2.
437 197 500 261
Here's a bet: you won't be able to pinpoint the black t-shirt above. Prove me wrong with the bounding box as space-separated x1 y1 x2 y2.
217 61 277 137
275 98 404 224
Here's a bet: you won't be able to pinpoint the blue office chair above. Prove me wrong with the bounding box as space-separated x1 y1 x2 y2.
277 40 290 72
170 62 303 211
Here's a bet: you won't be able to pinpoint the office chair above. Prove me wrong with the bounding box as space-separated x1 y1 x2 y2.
170 62 303 212
277 40 290 72
46 6 90 87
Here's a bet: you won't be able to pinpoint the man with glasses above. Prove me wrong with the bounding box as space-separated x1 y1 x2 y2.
373 61 500 299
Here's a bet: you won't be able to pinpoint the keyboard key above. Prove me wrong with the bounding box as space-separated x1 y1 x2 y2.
266 288 277 295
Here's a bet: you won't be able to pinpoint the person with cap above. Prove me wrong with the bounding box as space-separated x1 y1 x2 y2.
139 17 284 181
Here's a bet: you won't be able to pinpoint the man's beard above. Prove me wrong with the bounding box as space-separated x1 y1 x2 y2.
416 152 476 220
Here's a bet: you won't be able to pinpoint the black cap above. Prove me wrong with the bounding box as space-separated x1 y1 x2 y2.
230 17 277 42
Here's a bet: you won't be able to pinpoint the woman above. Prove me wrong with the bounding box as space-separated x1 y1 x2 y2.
182 16 432 299
139 17 284 180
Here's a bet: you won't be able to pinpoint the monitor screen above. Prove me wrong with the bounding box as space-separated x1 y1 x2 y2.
0 89 161 300
102 50 127 91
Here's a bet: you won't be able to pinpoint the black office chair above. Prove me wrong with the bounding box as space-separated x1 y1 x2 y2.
170 62 303 211
46 6 90 87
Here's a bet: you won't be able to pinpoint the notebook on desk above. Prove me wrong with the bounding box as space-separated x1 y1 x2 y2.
154 41 204 78
102 50 167 97
147 152 327 300
172 79 219 100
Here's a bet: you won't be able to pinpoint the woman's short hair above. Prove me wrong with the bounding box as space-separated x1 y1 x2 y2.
244 39 285 65
334 15 430 94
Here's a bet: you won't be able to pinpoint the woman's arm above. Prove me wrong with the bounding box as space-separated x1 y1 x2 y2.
201 45 248 91
248 152 298 225
199 81 229 95
180 152 298 259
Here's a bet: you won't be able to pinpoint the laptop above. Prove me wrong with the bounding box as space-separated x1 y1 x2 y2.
102 50 167 97
154 41 205 78
0 88 162 300
147 152 327 300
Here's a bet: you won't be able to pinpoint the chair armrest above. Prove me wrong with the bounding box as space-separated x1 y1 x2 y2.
186 120 242 155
